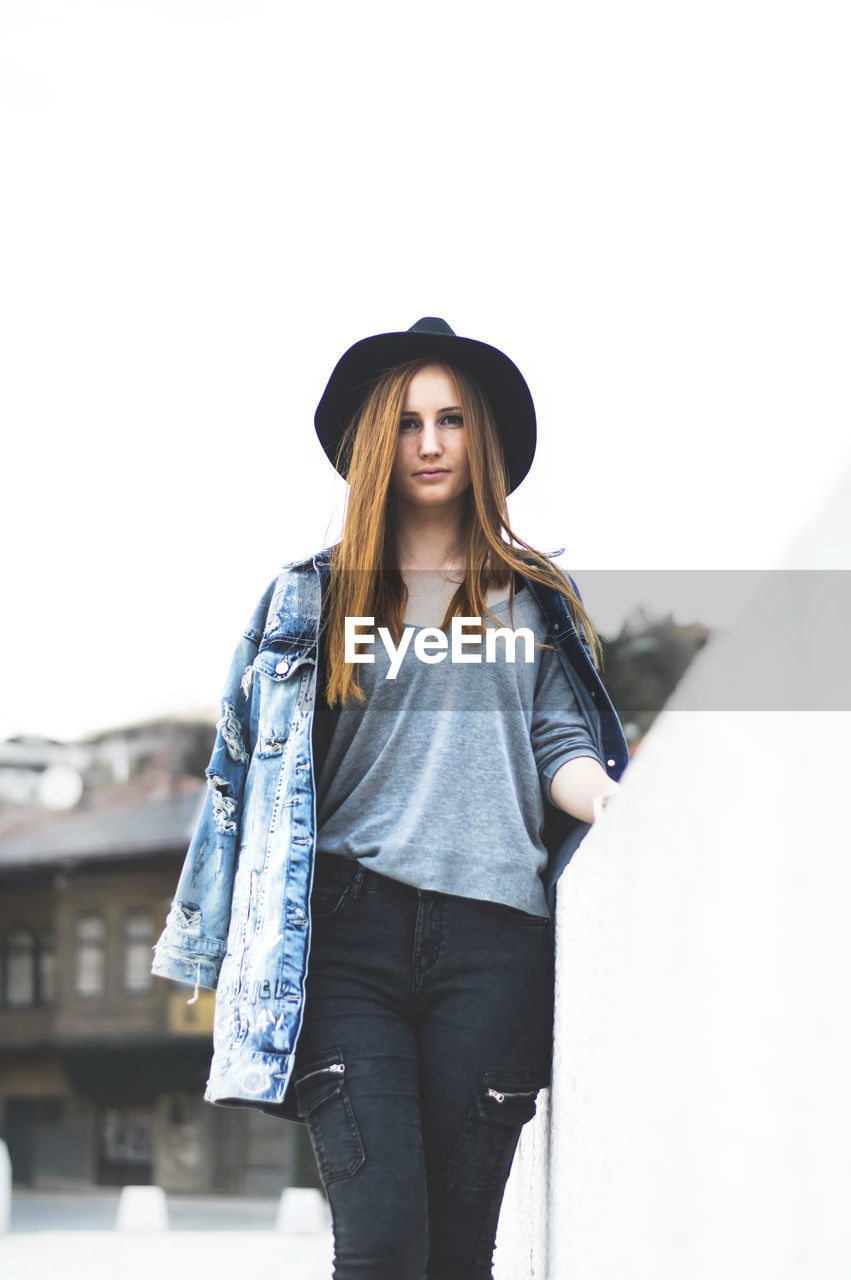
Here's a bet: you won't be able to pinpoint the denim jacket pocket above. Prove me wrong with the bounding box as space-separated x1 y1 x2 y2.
252 649 316 683
443 1070 542 1199
293 1047 365 1184
253 649 316 759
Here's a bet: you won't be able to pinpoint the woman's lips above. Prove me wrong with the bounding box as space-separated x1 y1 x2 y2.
415 469 449 480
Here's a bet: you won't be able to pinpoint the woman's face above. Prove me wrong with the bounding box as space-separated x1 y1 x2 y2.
390 363 471 510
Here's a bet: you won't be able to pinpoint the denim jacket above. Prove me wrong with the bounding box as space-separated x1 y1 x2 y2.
151 545 629 1117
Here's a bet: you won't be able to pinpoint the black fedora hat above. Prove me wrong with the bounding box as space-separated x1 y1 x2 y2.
314 317 537 495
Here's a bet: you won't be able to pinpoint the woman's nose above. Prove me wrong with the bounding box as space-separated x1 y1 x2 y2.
419 421 441 454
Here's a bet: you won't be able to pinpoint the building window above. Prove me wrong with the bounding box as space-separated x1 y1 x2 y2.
74 911 106 997
38 928 56 1006
123 908 154 994
6 927 36 1007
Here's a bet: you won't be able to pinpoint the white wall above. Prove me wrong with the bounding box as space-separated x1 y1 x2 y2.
496 470 851 1278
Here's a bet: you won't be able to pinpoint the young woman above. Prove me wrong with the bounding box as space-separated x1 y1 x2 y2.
152 316 628 1280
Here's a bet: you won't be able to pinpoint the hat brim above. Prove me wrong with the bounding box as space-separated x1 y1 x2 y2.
314 329 536 495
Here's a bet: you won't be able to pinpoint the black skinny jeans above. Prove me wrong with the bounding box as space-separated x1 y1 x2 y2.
291 852 555 1280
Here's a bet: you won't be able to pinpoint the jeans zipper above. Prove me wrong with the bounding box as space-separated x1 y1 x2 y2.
485 1087 537 1104
297 1062 345 1086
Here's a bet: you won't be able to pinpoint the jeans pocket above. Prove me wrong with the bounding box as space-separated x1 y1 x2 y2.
293 1047 365 1185
309 859 354 922
442 1070 542 1200
486 900 550 927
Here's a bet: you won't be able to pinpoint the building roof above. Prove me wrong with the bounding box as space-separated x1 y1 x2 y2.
0 779 204 870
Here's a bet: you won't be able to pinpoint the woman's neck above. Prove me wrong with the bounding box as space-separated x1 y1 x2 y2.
392 501 468 574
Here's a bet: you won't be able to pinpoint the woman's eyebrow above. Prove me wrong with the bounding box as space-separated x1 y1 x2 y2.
400 406 463 416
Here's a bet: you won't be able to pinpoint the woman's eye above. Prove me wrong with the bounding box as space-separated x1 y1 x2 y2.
398 415 463 431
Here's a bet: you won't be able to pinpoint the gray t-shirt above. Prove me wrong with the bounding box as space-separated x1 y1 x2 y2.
315 585 602 917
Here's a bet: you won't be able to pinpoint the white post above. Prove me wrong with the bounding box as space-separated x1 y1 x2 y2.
0 1139 11 1234
115 1184 170 1231
276 1186 331 1233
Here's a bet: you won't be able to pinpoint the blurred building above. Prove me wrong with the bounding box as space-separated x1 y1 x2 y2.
599 610 712 746
0 718 317 1194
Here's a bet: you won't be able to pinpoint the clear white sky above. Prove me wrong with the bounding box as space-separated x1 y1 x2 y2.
1 0 848 741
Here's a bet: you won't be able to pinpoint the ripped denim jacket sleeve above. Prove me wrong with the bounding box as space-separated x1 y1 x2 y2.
150 578 276 999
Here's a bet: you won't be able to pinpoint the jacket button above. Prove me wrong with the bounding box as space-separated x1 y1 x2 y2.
607 758 616 767
276 660 290 675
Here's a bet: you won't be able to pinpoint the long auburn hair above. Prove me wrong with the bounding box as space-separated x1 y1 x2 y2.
321 355 603 708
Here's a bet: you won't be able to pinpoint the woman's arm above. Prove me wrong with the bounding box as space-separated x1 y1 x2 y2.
549 755 622 823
